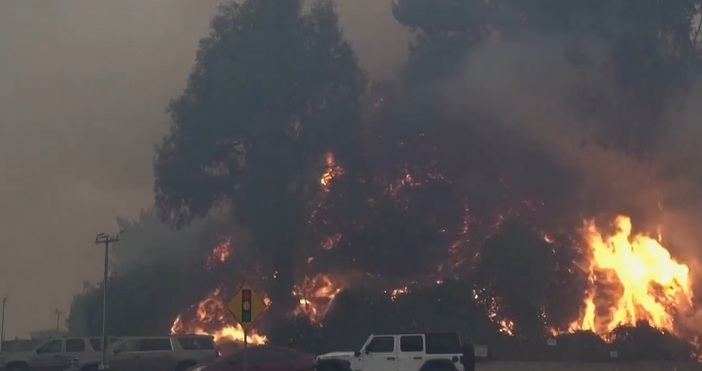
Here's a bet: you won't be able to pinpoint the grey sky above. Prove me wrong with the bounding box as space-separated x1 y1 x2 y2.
0 0 407 338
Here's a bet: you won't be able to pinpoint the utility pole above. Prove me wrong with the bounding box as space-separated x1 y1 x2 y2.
1 296 6 352
95 230 123 370
54 308 63 331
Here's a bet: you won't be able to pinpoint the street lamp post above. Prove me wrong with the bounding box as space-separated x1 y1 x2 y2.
95 230 123 370
54 308 63 331
1 296 6 352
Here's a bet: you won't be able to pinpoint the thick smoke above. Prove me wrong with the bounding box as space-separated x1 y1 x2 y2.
65 0 702 349
310 25 702 336
431 35 702 247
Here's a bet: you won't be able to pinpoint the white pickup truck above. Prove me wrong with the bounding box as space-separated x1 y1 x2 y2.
316 332 476 371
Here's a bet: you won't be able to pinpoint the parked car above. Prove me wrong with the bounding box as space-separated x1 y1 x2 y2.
0 336 119 371
67 335 217 371
189 345 315 371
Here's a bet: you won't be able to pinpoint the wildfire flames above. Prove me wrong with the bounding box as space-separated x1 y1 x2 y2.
171 238 345 343
172 213 698 348
170 275 343 344
206 238 231 270
170 149 699 352
320 152 344 190
171 239 268 344
570 215 693 336
293 274 343 323
170 287 268 345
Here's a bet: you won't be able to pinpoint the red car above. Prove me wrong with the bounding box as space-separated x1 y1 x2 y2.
190 345 316 371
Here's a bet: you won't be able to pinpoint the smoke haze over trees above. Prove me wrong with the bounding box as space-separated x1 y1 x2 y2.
65 0 702 359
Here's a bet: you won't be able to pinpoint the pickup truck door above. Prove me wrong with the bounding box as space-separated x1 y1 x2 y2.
30 339 67 371
362 336 397 371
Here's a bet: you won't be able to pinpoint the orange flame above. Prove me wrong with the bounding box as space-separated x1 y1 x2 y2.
170 287 268 345
571 215 693 335
293 274 343 323
484 295 516 336
386 287 409 301
206 239 231 270
320 152 344 190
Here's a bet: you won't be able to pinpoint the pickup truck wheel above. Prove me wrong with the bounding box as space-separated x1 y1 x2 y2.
6 362 29 371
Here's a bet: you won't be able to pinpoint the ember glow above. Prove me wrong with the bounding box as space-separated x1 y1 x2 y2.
206 239 231 270
170 287 268 344
484 294 516 336
293 274 343 322
388 287 409 301
174 155 700 351
320 152 344 190
571 215 694 336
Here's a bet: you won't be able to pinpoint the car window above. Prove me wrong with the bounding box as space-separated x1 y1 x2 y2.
367 336 394 353
91 337 120 351
37 340 62 354
425 333 461 354
400 335 423 352
138 338 172 352
177 336 215 350
115 339 140 353
66 339 86 352
89 338 101 351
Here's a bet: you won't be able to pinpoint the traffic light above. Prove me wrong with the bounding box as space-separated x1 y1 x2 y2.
241 289 252 322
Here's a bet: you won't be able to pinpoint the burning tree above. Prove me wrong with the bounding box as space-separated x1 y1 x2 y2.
153 0 365 317
68 0 702 360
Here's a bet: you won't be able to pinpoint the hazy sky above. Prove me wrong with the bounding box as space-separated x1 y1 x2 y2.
0 0 407 338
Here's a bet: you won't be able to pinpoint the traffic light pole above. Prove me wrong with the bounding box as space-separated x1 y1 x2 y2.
243 330 248 371
241 288 251 371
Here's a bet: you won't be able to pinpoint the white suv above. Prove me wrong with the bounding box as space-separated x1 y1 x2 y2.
316 332 471 371
0 337 117 371
70 335 217 371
